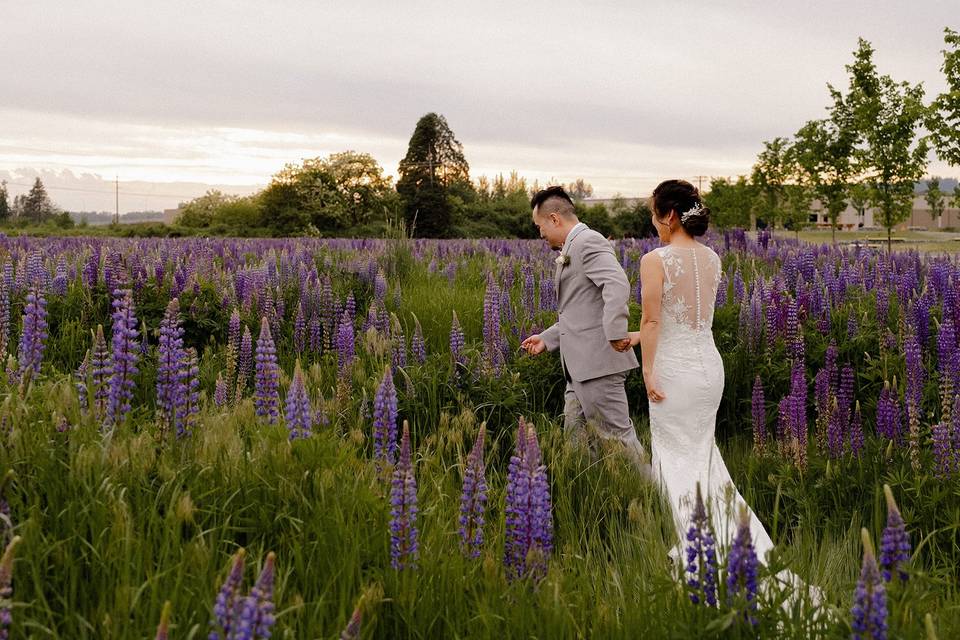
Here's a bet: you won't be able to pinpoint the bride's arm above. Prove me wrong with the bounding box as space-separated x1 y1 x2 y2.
633 252 665 400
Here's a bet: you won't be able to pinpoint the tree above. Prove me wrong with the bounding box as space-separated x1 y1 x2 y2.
22 177 55 223
929 28 960 168
848 182 870 228
843 38 929 251
397 113 471 237
751 137 792 230
318 151 395 227
925 177 946 229
0 181 9 221
792 89 856 243
703 176 756 229
176 190 236 228
566 178 594 201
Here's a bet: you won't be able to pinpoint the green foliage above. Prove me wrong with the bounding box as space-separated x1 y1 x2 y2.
704 176 757 229
397 113 472 238
842 38 929 249
928 28 960 167
751 137 793 229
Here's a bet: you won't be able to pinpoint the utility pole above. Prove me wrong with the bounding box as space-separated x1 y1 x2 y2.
115 175 119 225
693 175 708 192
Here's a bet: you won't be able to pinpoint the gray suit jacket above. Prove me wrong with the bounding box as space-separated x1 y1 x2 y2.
541 225 639 382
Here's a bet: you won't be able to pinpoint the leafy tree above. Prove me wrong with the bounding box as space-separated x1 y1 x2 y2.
925 177 946 229
929 28 960 168
22 177 55 223
176 190 236 228
318 151 395 226
614 200 655 238
848 182 870 228
843 38 929 251
258 181 310 235
751 137 792 229
397 113 471 237
792 97 856 243
566 178 594 201
703 176 756 229
0 180 9 221
782 183 813 238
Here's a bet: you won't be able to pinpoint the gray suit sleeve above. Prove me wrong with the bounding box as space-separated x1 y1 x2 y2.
540 322 560 351
581 233 631 341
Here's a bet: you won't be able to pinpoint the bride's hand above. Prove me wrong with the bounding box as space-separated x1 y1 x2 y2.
627 331 641 348
644 370 666 403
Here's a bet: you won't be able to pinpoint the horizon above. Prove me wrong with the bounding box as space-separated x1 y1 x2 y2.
1 1 958 213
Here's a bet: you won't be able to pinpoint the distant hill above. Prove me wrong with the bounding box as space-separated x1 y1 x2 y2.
68 210 166 225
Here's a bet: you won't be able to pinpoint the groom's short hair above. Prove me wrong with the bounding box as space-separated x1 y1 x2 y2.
531 186 576 220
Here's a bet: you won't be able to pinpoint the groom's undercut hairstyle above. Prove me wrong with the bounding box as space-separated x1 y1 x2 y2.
531 186 576 220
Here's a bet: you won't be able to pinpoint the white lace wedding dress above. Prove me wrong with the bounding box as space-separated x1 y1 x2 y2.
647 244 776 562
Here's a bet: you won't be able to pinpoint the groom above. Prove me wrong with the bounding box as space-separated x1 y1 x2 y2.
521 186 651 475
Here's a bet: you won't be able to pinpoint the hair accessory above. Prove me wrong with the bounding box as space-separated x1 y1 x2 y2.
680 202 704 223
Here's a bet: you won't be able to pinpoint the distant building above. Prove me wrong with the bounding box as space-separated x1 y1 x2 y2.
163 208 182 225
808 195 960 231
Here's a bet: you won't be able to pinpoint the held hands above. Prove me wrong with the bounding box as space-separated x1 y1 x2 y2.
609 337 631 352
627 331 641 348
520 334 546 356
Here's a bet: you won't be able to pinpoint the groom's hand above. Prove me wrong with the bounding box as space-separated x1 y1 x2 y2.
521 335 546 355
609 338 631 352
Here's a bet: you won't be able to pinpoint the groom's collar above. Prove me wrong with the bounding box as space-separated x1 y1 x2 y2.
562 222 588 252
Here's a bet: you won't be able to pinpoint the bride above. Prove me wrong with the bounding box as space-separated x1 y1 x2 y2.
626 179 776 563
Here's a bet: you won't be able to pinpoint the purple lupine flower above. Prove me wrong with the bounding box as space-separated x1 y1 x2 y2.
685 483 718 606
308 313 322 353
852 529 888 640
214 373 228 408
876 381 902 442
411 316 427 364
156 299 187 438
284 360 313 440
539 276 556 311
181 347 200 438
904 334 923 465
372 368 398 466
450 310 465 371
850 401 865 457
293 302 306 354
482 274 504 372
751 376 766 454
0 536 22 640
715 273 727 307
229 308 242 354
391 317 407 370
733 269 745 303
789 360 808 470
234 552 277 640
0 277 9 358
390 422 419 570
75 350 90 413
938 316 957 386
339 605 362 640
16 283 48 382
522 265 536 313
155 601 172 640
209 549 247 640
374 269 388 301
106 289 139 427
254 318 280 424
847 313 859 340
238 326 253 389
879 485 910 583
91 324 111 421
336 310 355 375
51 256 68 296
459 424 488 559
503 418 552 581
875 286 889 328
725 506 759 625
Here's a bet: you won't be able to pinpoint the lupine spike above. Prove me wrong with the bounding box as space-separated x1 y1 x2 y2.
852 528 888 640
155 600 172 640
372 368 398 466
879 485 911 583
725 505 758 625
254 318 280 424
459 423 488 558
389 421 419 570
284 359 313 440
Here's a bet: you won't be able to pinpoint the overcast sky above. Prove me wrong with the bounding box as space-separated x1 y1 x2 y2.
0 0 956 212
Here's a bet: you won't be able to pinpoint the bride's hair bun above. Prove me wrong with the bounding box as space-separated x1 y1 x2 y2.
651 180 710 237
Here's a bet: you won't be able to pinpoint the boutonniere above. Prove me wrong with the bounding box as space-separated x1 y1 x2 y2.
555 254 571 267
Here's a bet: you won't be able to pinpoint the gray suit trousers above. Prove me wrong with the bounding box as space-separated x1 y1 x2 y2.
563 371 650 475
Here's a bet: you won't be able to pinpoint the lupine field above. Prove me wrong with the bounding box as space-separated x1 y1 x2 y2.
0 230 958 638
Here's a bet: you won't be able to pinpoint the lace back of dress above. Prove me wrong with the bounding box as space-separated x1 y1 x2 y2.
658 246 722 333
